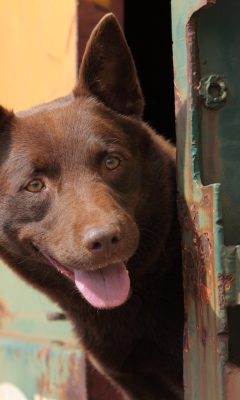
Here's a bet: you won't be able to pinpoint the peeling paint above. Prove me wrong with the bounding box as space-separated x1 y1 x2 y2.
183 246 195 270
201 327 207 345
177 195 195 231
199 232 212 264
174 83 183 111
183 326 192 352
37 347 51 365
172 0 234 397
0 298 13 322
0 338 86 400
200 284 211 304
218 273 234 310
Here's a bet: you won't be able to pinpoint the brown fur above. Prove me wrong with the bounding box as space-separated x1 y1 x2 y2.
0 14 183 399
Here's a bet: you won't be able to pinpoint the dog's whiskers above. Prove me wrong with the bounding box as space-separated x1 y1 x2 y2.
2 245 14 257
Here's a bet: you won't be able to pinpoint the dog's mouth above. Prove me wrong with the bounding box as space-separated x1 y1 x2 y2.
36 248 130 309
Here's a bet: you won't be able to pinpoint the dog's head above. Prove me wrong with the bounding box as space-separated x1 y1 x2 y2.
0 14 175 311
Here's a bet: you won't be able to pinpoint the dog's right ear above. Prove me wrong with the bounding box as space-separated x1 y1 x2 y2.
73 14 144 118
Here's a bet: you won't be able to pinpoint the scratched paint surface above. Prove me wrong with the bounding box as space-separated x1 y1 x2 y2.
172 0 240 398
0 337 86 400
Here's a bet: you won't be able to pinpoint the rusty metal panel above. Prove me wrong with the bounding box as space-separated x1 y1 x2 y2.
0 265 87 399
0 337 86 400
172 0 240 398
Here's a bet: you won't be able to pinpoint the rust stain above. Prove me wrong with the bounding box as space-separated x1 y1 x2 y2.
187 275 211 304
201 187 213 211
37 347 51 366
183 326 192 352
201 194 210 207
200 284 211 304
60 354 87 400
0 298 13 321
201 327 208 345
183 246 195 270
225 275 234 291
179 197 213 305
191 204 199 228
38 372 52 396
37 348 52 397
188 274 198 299
199 232 212 264
174 83 182 112
218 273 234 310
177 195 195 231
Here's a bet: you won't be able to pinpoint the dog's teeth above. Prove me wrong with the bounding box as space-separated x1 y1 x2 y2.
126 270 129 275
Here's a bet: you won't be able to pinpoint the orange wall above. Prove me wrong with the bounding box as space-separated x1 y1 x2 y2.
0 1 77 112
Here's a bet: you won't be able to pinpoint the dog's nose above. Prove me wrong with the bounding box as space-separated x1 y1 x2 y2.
83 224 121 258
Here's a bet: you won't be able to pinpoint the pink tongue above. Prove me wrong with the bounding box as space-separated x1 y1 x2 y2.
74 262 130 309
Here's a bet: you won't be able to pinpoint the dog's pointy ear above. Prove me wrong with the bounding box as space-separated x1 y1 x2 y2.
0 106 14 130
0 106 14 166
73 13 144 118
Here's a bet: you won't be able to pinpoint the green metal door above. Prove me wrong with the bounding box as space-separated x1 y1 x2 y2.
172 0 240 398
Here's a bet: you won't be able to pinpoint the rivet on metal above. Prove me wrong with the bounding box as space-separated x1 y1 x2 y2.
199 75 227 110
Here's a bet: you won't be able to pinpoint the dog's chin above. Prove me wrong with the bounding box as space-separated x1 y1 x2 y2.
35 247 131 310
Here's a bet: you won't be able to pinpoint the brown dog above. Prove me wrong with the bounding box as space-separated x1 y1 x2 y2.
0 14 183 400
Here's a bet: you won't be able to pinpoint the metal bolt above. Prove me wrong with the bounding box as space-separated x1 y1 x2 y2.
199 74 227 110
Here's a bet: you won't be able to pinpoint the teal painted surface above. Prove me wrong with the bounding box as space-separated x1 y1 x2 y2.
0 262 73 340
172 0 240 398
0 264 86 399
0 337 86 400
198 0 240 246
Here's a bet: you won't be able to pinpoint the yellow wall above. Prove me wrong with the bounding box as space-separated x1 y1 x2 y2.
0 0 77 111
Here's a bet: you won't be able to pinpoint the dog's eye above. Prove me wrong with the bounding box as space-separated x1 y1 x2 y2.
25 179 44 193
105 156 120 170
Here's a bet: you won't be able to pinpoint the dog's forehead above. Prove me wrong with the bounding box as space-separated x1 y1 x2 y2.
14 95 130 147
6 96 135 176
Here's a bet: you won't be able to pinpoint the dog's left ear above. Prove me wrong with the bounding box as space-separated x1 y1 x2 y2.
0 106 14 129
73 13 144 118
0 106 15 166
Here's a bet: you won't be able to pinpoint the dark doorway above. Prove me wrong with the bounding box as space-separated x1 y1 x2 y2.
124 1 175 143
